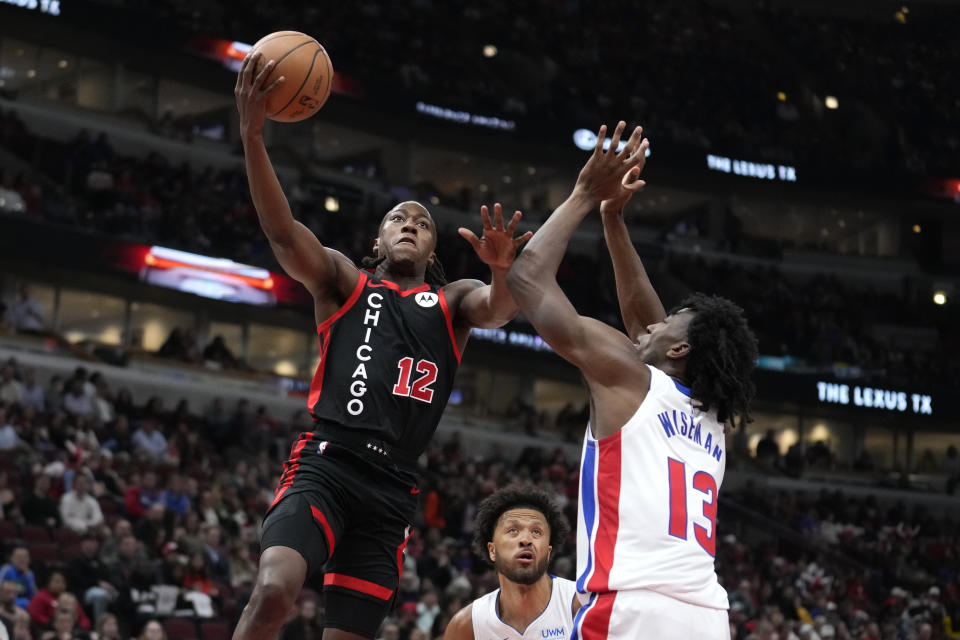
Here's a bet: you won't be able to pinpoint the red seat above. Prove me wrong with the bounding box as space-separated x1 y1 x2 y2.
162 618 198 640
53 528 80 545
20 524 51 542
200 620 231 640
27 541 60 567
0 521 18 541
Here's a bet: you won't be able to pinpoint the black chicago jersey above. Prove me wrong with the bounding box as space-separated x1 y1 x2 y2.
306 270 461 462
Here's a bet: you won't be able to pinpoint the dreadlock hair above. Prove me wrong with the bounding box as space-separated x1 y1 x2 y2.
359 252 448 287
472 486 570 566
675 292 758 428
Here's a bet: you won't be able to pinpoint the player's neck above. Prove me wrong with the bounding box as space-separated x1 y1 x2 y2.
496 574 553 633
375 263 426 290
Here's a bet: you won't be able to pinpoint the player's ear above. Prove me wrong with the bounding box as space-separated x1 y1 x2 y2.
487 541 496 563
372 238 381 256
428 250 436 266
666 341 690 360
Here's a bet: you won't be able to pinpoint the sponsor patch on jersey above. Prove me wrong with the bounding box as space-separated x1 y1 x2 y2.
415 291 439 308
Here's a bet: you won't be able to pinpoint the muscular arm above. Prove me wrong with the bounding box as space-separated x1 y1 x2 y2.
600 209 666 339
505 190 641 387
443 603 475 640
236 51 356 302
241 134 355 298
450 267 516 331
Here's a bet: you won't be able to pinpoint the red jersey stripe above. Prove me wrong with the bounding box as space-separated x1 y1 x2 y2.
323 573 393 600
578 591 617 640
436 288 461 364
587 431 622 592
309 505 336 556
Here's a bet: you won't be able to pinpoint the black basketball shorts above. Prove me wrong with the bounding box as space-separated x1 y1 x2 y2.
259 442 418 638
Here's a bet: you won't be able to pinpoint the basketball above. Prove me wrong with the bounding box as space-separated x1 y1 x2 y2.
249 31 333 123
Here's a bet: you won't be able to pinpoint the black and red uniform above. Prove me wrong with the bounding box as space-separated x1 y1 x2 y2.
260 270 462 637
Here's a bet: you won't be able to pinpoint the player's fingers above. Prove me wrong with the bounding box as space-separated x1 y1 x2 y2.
480 205 493 230
263 76 286 95
254 59 276 91
621 126 644 159
506 210 522 235
514 231 534 248
458 228 482 251
592 124 607 156
242 51 259 88
234 56 248 95
493 203 505 231
627 138 650 164
607 121 627 156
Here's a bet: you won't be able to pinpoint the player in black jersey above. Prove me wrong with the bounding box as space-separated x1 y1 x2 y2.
233 52 533 640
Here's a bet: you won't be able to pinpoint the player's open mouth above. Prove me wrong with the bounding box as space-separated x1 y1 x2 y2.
516 551 534 564
396 237 417 246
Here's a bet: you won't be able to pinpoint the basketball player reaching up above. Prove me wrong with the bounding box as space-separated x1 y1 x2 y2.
506 121 758 640
232 51 533 640
444 487 578 640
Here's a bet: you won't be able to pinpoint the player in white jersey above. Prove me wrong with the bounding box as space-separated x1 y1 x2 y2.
507 122 758 639
444 487 579 640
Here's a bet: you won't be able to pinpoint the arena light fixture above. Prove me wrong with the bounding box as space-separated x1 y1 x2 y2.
483 44 498 58
933 291 947 305
825 96 839 109
324 196 340 212
912 224 922 233
776 91 787 102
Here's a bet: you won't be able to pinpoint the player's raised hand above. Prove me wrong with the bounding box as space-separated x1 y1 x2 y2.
575 121 649 204
458 203 533 270
600 165 648 216
235 51 286 140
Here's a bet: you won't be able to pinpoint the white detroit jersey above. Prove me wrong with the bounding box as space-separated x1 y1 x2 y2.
576 364 729 610
471 576 577 639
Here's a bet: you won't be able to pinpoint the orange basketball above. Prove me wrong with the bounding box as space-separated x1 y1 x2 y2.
250 31 333 123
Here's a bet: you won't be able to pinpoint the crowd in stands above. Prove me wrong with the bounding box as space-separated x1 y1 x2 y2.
82 0 960 176
2 106 957 389
0 356 956 639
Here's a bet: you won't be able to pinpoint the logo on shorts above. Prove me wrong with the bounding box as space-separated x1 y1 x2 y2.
317 440 329 454
415 292 438 308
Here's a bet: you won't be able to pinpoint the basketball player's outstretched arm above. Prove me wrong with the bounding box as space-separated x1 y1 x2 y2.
235 51 357 301
507 123 649 383
448 203 533 331
599 166 667 339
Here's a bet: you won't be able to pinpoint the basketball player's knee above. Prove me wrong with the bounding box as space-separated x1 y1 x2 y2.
248 575 297 621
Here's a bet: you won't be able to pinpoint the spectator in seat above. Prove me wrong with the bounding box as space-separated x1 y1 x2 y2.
11 284 45 334
136 619 166 640
160 474 189 518
131 420 167 460
0 548 37 609
20 474 60 529
280 597 323 640
200 524 230 585
755 429 780 465
0 366 22 406
62 380 93 419
39 605 84 640
67 534 114 624
27 573 90 632
124 470 163 519
93 613 121 640
203 335 240 369
19 369 45 412
0 579 29 638
59 473 104 534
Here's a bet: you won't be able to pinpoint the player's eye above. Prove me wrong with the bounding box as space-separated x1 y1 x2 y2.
532 529 542 536
508 528 518 534
392 214 404 222
417 221 428 229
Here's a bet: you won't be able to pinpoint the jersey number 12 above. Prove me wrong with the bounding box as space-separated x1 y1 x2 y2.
392 357 438 403
667 458 717 556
